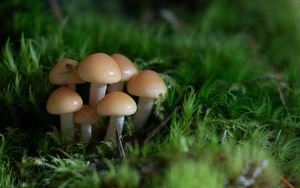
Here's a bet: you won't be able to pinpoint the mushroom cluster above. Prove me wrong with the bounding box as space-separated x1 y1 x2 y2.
46 53 167 144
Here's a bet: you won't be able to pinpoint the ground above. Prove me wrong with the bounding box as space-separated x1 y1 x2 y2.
0 0 299 187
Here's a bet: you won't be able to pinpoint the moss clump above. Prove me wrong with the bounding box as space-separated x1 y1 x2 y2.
0 0 299 187
162 160 224 188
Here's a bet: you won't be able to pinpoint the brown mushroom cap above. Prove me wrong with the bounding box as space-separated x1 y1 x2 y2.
49 59 86 85
111 53 138 81
127 70 167 98
46 87 83 114
74 105 99 124
78 53 121 83
97 91 137 116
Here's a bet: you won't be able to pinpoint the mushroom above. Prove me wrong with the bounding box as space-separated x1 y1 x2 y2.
127 70 167 130
78 53 121 109
49 59 86 90
97 91 137 142
74 105 99 143
108 53 138 92
46 86 83 144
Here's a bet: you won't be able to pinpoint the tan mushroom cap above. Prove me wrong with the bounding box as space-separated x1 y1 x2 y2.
111 53 138 81
78 53 121 83
74 105 99 124
127 70 167 98
49 59 86 85
97 91 137 116
46 87 83 114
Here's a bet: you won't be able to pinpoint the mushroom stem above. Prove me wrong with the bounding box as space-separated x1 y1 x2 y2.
108 81 124 92
60 113 75 144
104 116 124 142
67 83 76 91
80 123 92 143
133 97 154 130
89 83 107 109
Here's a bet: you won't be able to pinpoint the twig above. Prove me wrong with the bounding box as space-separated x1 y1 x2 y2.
244 72 282 84
159 8 183 30
252 160 269 179
141 163 156 174
276 81 289 114
244 72 290 114
142 107 179 146
237 160 269 187
280 177 295 188
116 130 125 159
55 148 73 159
48 0 64 22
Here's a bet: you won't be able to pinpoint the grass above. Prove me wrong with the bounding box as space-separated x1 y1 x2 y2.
0 0 300 187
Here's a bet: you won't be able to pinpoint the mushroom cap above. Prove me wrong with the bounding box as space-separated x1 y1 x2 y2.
111 53 138 81
78 53 121 84
49 59 86 85
46 86 83 114
97 91 137 116
74 105 99 124
127 70 167 98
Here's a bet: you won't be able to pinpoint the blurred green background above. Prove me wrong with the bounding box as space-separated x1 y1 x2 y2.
0 0 299 187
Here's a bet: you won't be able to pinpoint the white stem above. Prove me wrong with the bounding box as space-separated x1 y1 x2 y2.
104 116 124 142
133 97 154 130
60 113 75 144
67 83 76 91
89 83 107 109
108 81 124 92
80 123 92 143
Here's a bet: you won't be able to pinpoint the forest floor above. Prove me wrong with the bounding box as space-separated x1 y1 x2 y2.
0 1 299 187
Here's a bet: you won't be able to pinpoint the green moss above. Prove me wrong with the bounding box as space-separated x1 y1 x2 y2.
0 0 299 187
102 161 140 188
162 160 224 188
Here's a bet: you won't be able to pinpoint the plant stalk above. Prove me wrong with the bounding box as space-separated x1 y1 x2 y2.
89 83 107 109
60 113 74 144
108 81 124 92
80 123 92 143
67 83 76 91
133 97 154 130
104 116 124 142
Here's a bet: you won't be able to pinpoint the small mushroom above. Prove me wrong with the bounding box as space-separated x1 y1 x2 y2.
97 91 137 142
108 53 138 92
127 70 167 130
74 105 99 143
78 53 121 109
49 59 86 90
46 86 83 144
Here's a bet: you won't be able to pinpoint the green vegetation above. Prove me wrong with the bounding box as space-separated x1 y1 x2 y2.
0 0 299 187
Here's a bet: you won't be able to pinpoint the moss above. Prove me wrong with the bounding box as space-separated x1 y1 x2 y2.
0 0 299 187
162 160 224 188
